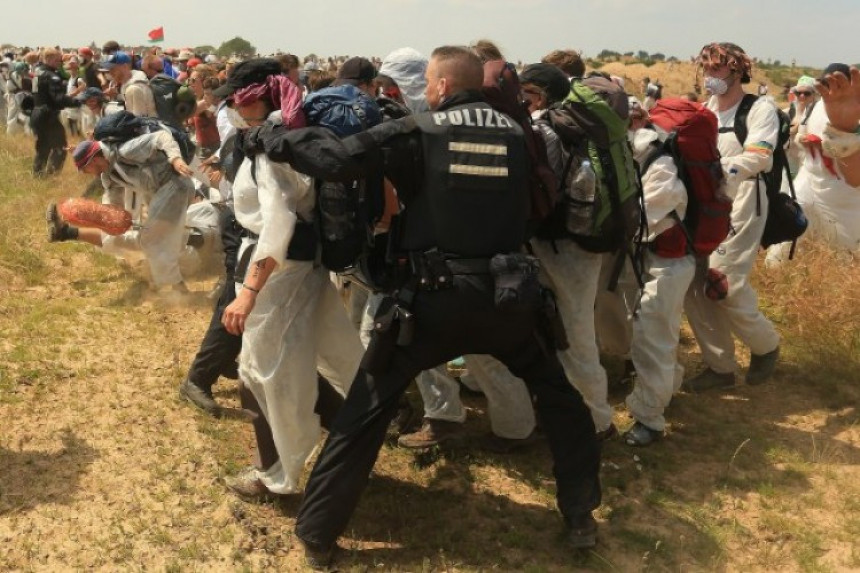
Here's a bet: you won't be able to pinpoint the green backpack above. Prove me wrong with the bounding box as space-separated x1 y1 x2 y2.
544 74 643 255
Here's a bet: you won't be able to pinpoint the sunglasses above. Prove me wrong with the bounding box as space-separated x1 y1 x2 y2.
796 91 813 97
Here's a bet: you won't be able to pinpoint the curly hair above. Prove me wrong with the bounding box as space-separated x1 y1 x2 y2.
696 42 752 84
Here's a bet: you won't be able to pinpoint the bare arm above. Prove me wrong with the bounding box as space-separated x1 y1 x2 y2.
222 257 276 335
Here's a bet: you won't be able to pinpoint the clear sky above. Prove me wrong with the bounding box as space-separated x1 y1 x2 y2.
3 0 857 69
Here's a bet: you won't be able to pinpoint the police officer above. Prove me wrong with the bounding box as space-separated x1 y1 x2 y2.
245 45 602 568
30 48 81 176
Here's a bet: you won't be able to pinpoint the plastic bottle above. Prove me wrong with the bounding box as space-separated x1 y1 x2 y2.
566 159 597 235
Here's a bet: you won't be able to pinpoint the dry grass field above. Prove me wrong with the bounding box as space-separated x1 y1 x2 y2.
1 120 859 573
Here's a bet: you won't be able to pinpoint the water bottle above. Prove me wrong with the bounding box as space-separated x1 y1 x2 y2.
566 159 597 235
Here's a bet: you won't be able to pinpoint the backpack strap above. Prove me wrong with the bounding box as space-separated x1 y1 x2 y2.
732 93 759 146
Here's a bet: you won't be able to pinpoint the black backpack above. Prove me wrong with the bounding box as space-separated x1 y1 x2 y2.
733 94 808 257
93 110 196 163
149 74 196 128
303 86 385 273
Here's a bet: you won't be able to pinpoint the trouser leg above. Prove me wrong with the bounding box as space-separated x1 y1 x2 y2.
495 339 602 522
531 240 613 432
139 178 193 287
463 354 535 439
32 125 50 175
626 254 695 431
186 280 242 389
186 209 243 388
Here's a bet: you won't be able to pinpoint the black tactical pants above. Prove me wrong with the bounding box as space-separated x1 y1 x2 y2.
296 274 602 549
32 111 67 176
186 208 243 389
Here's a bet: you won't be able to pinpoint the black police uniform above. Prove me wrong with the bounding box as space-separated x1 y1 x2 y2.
30 64 80 176
249 90 602 553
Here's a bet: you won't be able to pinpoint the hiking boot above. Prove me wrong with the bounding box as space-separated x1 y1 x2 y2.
389 399 419 436
223 466 271 500
746 347 779 386
623 421 663 447
46 203 77 242
301 539 335 571
681 368 736 393
481 430 540 454
565 513 598 550
179 378 221 417
596 423 618 442
397 418 462 449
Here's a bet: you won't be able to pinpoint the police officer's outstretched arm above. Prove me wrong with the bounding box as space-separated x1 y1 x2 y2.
246 117 418 183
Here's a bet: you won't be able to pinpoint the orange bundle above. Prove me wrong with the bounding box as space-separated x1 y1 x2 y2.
58 198 132 235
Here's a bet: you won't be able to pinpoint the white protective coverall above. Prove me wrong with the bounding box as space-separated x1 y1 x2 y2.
685 96 781 375
101 199 222 279
100 131 194 287
794 102 860 253
232 127 363 494
624 127 695 432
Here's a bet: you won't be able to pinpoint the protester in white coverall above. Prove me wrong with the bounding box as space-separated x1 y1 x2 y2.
220 60 363 496
522 63 620 438
684 43 781 392
791 64 860 255
50 133 195 289
816 65 860 189
622 120 696 446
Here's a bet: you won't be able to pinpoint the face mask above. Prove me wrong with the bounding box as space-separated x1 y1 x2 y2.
226 107 249 130
704 75 729 96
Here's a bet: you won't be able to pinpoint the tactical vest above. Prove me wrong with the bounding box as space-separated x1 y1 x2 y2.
402 102 529 257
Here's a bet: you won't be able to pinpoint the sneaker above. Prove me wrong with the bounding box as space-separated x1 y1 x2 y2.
681 368 736 393
397 418 462 449
179 378 221 417
301 539 335 571
223 466 272 500
746 347 779 385
565 513 598 550
596 423 618 442
481 430 540 454
623 421 663 447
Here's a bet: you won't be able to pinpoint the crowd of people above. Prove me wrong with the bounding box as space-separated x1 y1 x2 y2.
2 38 859 569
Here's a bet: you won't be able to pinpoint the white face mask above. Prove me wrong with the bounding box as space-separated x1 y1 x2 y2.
704 75 729 96
225 107 249 130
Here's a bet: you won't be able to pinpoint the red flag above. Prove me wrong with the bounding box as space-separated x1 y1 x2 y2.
148 27 164 43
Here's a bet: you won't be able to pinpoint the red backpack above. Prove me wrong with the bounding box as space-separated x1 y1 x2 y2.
481 60 559 229
643 98 731 258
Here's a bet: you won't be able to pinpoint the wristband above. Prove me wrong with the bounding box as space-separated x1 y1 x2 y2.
822 122 860 158
242 283 260 294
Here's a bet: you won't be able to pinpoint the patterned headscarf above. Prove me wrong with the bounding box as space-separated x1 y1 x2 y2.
696 42 753 85
232 75 306 129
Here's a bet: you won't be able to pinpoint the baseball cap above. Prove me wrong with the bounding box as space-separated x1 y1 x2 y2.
334 57 377 86
72 140 102 170
99 51 131 71
177 50 194 61
187 57 202 69
78 47 93 58
212 58 282 98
